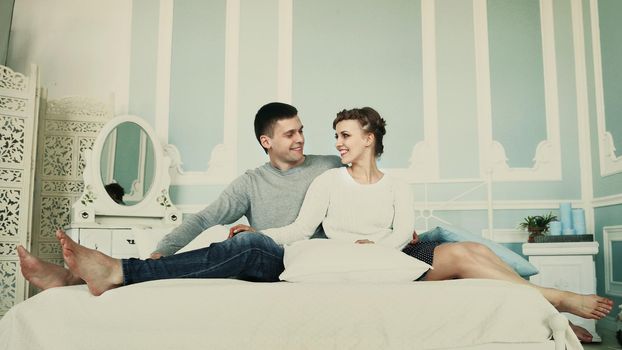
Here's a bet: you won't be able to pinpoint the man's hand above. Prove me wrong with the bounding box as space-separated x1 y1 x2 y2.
228 224 256 239
410 230 419 245
354 239 375 244
149 252 163 260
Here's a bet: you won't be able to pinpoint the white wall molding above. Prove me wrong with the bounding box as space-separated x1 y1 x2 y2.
590 0 622 177
387 0 439 183
570 0 596 237
473 0 562 182
277 0 293 103
155 0 174 145
603 225 622 297
592 193 622 208
164 0 240 186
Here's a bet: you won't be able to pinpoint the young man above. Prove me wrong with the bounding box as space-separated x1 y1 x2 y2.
18 102 342 291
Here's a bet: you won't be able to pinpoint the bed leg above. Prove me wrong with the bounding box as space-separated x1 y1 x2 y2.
548 314 568 350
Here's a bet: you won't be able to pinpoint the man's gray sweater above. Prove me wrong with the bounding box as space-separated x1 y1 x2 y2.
155 155 342 256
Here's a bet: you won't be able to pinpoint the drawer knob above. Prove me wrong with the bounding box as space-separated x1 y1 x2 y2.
126 239 136 245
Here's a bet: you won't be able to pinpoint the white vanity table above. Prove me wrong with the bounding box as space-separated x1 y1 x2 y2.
522 241 600 341
69 115 182 259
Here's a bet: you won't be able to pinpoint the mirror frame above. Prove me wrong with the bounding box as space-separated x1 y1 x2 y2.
72 115 181 225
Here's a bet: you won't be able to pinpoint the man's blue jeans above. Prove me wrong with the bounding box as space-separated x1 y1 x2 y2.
121 232 284 285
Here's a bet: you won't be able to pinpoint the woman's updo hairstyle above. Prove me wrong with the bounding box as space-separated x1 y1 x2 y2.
333 107 387 157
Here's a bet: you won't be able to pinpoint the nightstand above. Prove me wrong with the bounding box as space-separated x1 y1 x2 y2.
522 241 601 341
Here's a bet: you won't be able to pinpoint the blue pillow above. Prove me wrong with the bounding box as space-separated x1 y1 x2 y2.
419 226 539 277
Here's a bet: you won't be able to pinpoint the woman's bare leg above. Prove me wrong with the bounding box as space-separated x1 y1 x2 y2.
17 244 84 290
56 230 123 296
424 242 613 320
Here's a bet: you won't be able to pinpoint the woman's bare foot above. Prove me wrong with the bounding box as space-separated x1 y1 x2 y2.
557 291 613 319
17 245 83 290
56 230 124 296
569 322 593 343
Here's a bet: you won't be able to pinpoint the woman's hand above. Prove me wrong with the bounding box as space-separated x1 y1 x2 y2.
410 230 419 245
228 224 256 239
355 239 375 244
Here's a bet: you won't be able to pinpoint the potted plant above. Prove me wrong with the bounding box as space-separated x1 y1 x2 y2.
519 212 558 243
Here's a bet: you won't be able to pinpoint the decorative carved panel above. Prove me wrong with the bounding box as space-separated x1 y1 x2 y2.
38 241 63 256
0 96 27 113
0 189 20 238
30 93 113 298
0 66 26 91
0 261 17 315
46 97 112 119
41 180 84 193
78 138 95 177
0 115 25 164
0 242 17 257
0 169 22 185
0 64 38 318
46 120 106 133
39 196 72 239
42 136 74 177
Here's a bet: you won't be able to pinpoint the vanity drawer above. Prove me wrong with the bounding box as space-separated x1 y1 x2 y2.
111 230 139 258
78 229 112 253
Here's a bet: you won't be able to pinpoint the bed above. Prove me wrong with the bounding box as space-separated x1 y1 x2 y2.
0 278 580 349
0 115 583 349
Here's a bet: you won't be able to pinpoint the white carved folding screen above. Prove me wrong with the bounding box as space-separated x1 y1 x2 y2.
0 65 39 317
29 93 113 296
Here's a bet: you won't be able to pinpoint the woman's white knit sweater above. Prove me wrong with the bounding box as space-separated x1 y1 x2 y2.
262 167 414 249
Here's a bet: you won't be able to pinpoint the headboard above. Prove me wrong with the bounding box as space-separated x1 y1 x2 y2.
411 175 494 237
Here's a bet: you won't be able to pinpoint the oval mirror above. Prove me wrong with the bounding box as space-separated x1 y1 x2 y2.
99 121 156 206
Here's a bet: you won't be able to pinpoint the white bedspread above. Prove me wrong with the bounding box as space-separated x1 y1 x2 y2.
0 278 581 350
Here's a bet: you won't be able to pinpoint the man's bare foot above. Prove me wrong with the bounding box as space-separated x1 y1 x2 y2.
56 230 123 296
558 291 613 319
17 245 83 290
569 322 593 343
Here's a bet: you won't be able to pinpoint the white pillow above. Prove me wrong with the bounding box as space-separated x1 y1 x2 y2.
280 239 431 283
